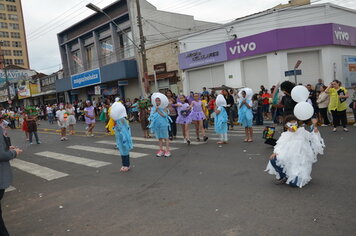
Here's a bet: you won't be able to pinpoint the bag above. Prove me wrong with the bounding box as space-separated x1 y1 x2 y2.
349 101 355 109
180 110 191 118
337 89 347 103
262 126 276 139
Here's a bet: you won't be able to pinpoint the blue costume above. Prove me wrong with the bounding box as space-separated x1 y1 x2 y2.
148 106 171 139
215 106 228 134
114 118 133 167
238 99 253 128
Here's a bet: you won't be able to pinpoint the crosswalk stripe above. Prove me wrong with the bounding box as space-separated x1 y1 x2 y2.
95 141 179 150
67 145 148 159
131 137 204 145
11 159 68 181
5 186 16 193
35 151 111 168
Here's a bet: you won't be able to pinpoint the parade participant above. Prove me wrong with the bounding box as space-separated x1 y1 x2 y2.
238 89 254 142
138 98 151 139
265 115 325 188
214 94 228 144
166 90 177 140
56 104 69 141
110 101 133 172
21 112 29 141
175 95 192 145
66 103 76 135
202 94 209 131
189 93 208 142
26 107 41 144
149 93 171 157
105 99 118 136
0 126 22 235
84 100 96 136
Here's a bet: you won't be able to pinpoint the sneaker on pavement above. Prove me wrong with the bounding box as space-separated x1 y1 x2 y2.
164 151 171 157
321 124 328 127
332 128 337 132
156 150 164 157
183 139 187 144
353 123 356 127
343 128 349 132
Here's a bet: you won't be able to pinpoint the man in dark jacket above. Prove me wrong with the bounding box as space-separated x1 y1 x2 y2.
0 126 22 235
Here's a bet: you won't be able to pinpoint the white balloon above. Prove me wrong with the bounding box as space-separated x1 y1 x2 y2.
110 102 127 120
294 101 314 120
151 93 169 108
216 94 227 107
291 85 309 103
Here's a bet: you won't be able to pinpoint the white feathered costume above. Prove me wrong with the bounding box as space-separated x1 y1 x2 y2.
265 127 325 188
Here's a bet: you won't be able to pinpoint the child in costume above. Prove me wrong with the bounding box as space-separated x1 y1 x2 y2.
138 98 151 138
238 90 254 142
149 93 171 157
214 94 228 144
106 98 121 136
21 112 29 140
189 93 208 142
202 95 210 131
175 95 192 145
265 115 325 188
110 101 133 172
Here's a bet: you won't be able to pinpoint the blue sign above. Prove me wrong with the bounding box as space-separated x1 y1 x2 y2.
285 70 302 77
71 68 101 89
118 80 129 86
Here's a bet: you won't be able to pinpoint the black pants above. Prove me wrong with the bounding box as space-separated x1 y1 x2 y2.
121 155 130 167
0 189 9 236
29 131 39 143
169 115 177 138
331 110 347 128
319 108 330 125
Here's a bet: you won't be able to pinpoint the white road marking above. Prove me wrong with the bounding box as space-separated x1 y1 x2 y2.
95 141 179 150
67 145 148 159
35 151 111 168
131 136 204 145
5 186 16 192
11 159 68 181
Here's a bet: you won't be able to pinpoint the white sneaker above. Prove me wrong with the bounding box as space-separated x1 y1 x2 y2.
321 124 328 127
183 139 187 144
353 123 356 127
164 151 171 157
156 150 164 157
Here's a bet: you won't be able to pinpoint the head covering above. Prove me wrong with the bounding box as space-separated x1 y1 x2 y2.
151 93 169 108
110 102 127 120
216 94 227 107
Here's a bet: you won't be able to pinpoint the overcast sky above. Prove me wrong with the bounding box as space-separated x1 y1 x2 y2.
22 0 356 75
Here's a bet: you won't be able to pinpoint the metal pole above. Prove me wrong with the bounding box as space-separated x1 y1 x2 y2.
0 43 11 103
153 70 158 92
294 69 297 84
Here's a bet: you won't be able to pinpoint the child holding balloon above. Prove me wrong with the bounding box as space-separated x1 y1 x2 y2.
149 93 171 157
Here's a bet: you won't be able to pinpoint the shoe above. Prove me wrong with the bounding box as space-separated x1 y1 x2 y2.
37 141 41 144
60 137 64 141
332 128 337 132
183 139 187 144
91 133 94 137
164 151 171 157
343 128 349 132
274 177 287 185
203 136 208 142
169 137 173 141
321 124 328 127
156 150 164 157
196 137 201 142
187 139 191 145
29 142 33 145
353 123 356 127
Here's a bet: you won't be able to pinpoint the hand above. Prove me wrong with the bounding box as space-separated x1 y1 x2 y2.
14 148 22 156
269 153 277 160
242 100 246 104
9 146 16 150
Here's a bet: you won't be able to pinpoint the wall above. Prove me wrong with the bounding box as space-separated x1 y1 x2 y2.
124 78 140 99
146 41 180 75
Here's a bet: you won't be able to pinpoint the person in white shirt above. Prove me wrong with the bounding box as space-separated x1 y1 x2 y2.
56 104 68 141
46 105 54 124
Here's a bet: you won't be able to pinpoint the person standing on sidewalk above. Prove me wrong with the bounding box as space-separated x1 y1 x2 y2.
26 108 41 145
56 104 69 141
66 103 76 135
0 126 22 235
84 101 96 136
166 90 177 140
222 89 235 130
317 86 330 126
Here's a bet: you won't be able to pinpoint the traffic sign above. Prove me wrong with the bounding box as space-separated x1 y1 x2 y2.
285 70 302 77
294 60 302 69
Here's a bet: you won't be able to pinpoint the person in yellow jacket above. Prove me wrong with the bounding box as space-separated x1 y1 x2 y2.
105 98 121 135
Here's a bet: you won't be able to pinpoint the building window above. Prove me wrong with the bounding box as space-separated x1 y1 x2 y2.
14 59 23 65
13 50 22 56
6 5 16 12
4 59 12 65
10 32 20 38
0 13 6 20
6 0 16 2
72 50 82 74
1 49 11 56
0 4 4 10
8 14 17 21
0 31 8 38
86 45 94 69
0 22 7 29
9 23 18 30
12 41 21 47
0 40 10 46
120 30 134 59
100 38 113 65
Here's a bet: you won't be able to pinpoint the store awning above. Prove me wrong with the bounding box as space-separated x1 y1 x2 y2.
31 90 56 97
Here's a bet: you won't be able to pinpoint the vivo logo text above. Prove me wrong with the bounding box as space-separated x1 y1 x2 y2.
229 41 257 55
334 27 349 41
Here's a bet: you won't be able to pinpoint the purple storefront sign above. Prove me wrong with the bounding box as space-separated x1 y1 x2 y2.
178 43 227 70
179 23 356 70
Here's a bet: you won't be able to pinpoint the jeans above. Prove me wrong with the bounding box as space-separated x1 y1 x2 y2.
219 133 228 142
319 108 330 125
29 132 40 143
48 114 54 124
0 189 9 236
270 158 298 187
168 115 177 138
226 108 234 129
121 155 130 167
331 109 347 128
255 107 263 125
203 119 209 129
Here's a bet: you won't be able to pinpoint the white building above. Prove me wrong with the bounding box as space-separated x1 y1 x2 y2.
178 3 356 94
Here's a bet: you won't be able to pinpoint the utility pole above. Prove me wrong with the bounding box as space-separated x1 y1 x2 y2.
135 0 149 96
0 42 11 103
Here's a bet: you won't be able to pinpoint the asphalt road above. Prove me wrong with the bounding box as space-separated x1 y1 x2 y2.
2 120 356 236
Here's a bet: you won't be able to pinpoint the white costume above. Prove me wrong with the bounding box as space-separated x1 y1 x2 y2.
265 127 325 188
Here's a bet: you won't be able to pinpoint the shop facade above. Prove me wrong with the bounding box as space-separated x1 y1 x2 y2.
178 3 356 94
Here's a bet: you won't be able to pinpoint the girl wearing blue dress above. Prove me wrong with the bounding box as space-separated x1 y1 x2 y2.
214 95 228 144
238 90 254 142
149 97 171 157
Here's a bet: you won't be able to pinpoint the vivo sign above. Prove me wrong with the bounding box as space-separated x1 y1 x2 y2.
178 23 356 70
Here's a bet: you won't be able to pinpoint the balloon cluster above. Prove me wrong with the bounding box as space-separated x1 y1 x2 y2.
291 85 314 120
